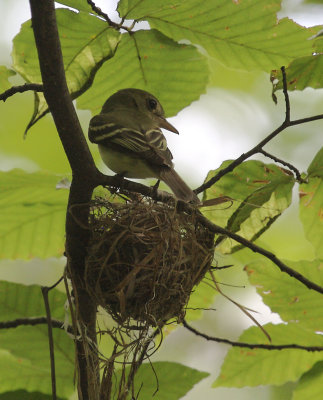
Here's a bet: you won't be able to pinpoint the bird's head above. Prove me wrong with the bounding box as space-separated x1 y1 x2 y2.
101 88 179 134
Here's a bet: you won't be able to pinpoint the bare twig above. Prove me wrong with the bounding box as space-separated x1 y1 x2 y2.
125 327 162 398
195 66 323 194
42 286 57 400
0 83 43 102
281 66 290 122
87 0 134 31
209 270 271 342
195 212 323 295
259 148 304 182
183 320 323 352
87 0 119 27
0 316 69 331
95 175 323 294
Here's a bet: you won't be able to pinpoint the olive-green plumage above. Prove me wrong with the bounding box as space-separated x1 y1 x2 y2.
88 88 199 203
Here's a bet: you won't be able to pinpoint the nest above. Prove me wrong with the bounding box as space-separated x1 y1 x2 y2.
85 197 214 326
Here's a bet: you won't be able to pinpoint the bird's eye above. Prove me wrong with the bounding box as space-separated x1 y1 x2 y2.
148 98 158 111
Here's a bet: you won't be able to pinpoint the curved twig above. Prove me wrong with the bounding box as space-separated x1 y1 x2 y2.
87 0 134 32
183 320 323 352
194 66 323 194
195 212 323 294
259 149 304 182
0 316 71 332
0 83 43 102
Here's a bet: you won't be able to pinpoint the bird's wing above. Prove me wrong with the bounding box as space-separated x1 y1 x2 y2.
89 114 173 167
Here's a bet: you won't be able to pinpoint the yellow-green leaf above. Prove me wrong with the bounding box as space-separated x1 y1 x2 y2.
118 0 316 72
203 160 294 254
12 8 120 131
77 29 209 117
245 259 323 331
214 323 323 388
0 66 15 91
0 170 68 259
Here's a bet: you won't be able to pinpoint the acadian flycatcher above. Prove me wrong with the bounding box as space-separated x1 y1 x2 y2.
88 88 199 203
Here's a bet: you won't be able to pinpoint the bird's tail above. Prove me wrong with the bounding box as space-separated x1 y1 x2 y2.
160 168 200 204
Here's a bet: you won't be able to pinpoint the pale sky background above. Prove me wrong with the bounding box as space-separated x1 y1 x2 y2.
0 1 322 400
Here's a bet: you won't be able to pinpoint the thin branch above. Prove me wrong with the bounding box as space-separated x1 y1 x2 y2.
0 316 70 331
195 212 323 294
87 0 119 27
194 122 288 194
209 270 271 343
96 173 323 294
0 83 44 102
87 0 134 32
125 327 162 397
183 320 323 352
290 114 323 126
281 66 290 122
195 66 323 194
98 171 177 202
42 287 57 400
96 167 323 295
259 149 304 182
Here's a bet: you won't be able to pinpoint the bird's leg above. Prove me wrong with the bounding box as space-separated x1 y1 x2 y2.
151 179 160 198
111 172 126 193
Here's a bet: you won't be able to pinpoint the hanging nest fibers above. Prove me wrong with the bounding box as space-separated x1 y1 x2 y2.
85 197 215 326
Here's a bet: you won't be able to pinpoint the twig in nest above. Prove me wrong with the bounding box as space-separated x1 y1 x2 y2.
209 271 271 342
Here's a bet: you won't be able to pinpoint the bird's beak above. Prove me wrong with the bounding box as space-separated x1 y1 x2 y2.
158 116 179 134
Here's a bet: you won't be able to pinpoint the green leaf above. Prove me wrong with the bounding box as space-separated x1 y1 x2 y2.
203 160 294 254
299 178 323 259
299 148 323 259
118 0 316 72
0 281 74 398
213 323 323 388
12 8 120 131
116 362 208 399
271 35 323 93
77 29 208 116
245 259 323 331
308 146 323 178
0 66 15 91
293 361 323 400
0 170 68 259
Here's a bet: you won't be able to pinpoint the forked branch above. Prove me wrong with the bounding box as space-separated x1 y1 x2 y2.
195 66 323 193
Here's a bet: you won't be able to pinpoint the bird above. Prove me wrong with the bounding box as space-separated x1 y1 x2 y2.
88 88 199 203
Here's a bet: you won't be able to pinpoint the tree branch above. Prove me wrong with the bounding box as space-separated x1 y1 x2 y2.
195 212 323 294
87 0 133 32
183 320 323 352
96 174 323 295
195 66 323 194
29 0 100 397
259 149 304 182
0 83 43 102
87 0 119 28
0 316 69 330
42 286 57 400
